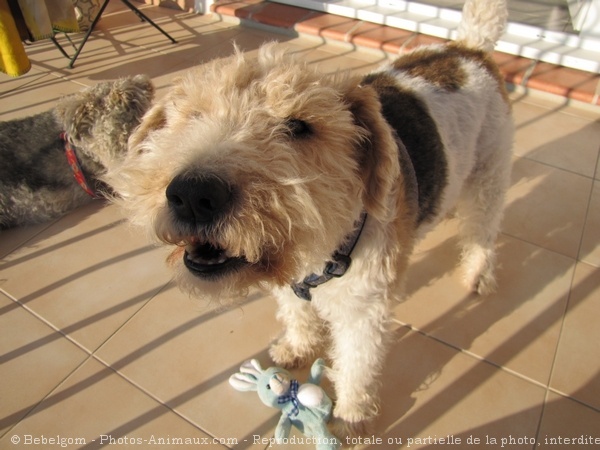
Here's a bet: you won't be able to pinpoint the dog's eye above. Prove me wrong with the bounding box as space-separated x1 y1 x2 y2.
285 119 312 138
266 384 271 390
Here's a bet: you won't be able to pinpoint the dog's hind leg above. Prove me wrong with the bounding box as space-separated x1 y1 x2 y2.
456 131 512 295
270 293 325 369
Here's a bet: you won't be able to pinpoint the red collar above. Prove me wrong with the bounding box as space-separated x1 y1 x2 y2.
61 132 99 199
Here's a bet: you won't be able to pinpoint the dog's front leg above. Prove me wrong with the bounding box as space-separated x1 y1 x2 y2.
324 294 392 437
269 291 325 369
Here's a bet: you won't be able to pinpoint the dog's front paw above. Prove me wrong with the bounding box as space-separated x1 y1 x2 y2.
330 416 372 446
471 271 497 296
269 339 312 369
331 399 376 443
461 247 497 296
463 262 497 296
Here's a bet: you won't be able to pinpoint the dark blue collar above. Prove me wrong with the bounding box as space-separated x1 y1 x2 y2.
291 211 367 301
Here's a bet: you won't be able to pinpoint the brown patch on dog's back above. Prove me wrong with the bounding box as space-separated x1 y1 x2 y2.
393 43 509 103
448 43 510 103
393 47 467 91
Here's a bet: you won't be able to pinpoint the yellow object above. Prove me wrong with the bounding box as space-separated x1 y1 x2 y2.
0 0 79 77
0 0 30 76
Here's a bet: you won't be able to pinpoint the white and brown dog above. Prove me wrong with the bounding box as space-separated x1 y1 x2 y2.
106 0 513 435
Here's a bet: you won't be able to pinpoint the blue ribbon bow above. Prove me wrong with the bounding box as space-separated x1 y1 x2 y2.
277 379 300 417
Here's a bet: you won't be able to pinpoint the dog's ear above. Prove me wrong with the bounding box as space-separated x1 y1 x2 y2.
106 75 155 125
345 84 400 222
128 100 167 154
54 93 98 142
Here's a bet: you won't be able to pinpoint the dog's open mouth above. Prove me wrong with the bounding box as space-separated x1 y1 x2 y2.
183 241 247 278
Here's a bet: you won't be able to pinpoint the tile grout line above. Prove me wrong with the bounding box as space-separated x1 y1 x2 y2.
0 353 96 440
89 278 175 357
574 153 600 264
516 153 599 181
519 59 539 89
0 280 182 438
533 162 600 442
343 20 365 43
515 89 600 118
391 319 550 391
0 290 97 439
498 231 577 263
0 220 59 259
593 79 600 105
531 265 577 447
394 317 600 426
82 278 228 444
0 280 226 443
0 288 94 357
87 351 221 445
544 385 600 413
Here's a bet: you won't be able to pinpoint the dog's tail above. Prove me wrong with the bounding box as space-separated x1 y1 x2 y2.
456 0 508 52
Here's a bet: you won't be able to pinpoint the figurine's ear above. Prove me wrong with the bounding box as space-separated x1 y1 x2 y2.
240 359 262 377
229 359 264 391
229 373 258 392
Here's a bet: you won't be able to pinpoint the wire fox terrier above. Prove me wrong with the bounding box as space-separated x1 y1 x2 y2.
106 0 513 436
0 75 154 228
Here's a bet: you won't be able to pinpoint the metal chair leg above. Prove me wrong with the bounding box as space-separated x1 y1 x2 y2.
50 37 70 59
65 0 177 69
120 0 177 44
67 0 111 68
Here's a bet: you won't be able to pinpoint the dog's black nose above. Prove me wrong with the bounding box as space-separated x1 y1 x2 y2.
166 174 232 224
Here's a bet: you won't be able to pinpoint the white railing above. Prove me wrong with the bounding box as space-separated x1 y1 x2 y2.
269 0 600 73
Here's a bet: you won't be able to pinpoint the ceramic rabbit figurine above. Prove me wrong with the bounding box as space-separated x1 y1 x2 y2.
229 358 340 449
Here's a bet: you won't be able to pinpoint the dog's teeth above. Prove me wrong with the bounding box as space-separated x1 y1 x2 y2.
185 244 230 266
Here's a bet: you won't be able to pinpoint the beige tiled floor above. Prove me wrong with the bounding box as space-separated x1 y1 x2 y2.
1 3 599 450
